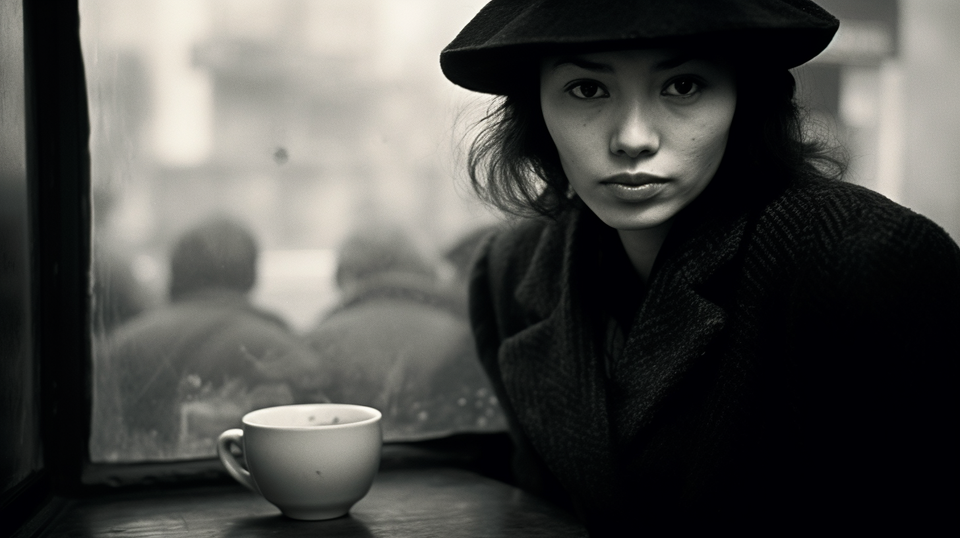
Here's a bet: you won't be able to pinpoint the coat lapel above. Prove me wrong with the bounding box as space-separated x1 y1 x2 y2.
609 203 751 448
496 208 620 510
493 194 752 509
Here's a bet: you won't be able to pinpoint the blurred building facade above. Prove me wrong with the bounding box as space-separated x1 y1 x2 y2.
799 0 960 239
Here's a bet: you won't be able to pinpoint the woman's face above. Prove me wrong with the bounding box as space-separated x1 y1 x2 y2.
539 48 737 231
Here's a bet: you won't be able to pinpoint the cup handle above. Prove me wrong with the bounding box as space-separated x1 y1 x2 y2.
217 429 259 493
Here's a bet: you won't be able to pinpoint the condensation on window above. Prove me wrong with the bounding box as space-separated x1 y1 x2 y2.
82 0 506 463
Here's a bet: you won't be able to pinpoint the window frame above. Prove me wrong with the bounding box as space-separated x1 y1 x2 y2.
25 0 92 496
2 0 91 533
22 0 243 494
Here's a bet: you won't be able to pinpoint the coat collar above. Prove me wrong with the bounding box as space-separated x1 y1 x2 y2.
608 197 752 448
496 193 753 508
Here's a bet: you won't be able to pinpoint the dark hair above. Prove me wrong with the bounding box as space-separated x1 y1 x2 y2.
168 218 258 299
466 60 846 220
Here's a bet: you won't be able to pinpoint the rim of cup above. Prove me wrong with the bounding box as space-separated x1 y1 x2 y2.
242 403 382 430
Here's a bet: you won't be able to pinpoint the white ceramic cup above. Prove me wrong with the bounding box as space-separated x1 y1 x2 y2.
217 403 382 520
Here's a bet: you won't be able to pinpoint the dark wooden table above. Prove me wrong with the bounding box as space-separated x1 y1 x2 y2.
38 466 587 537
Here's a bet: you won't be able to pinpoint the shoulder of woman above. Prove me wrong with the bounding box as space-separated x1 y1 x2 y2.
468 213 576 329
477 216 567 281
767 176 960 295
769 176 957 251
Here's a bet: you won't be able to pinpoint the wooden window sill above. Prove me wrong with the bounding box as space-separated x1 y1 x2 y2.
34 465 586 537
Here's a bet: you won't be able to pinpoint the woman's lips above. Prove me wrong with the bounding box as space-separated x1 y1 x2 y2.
600 173 669 202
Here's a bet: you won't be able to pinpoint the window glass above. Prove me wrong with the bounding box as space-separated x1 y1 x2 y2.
82 0 505 463
83 0 960 464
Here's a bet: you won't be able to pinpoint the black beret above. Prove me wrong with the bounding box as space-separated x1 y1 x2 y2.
440 0 839 94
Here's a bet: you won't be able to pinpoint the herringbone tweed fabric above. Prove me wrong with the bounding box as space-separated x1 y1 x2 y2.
470 175 960 536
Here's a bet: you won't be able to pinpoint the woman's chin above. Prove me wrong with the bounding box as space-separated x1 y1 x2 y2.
591 205 676 232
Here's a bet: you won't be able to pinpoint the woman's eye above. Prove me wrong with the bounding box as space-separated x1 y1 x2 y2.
568 82 607 99
663 79 701 97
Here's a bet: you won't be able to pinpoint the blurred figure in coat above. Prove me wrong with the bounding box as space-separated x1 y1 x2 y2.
306 226 505 441
441 224 499 318
95 217 325 460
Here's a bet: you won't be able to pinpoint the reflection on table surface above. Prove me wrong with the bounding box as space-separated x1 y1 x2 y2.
43 467 588 537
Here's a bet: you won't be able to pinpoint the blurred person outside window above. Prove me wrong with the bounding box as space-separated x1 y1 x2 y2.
92 217 326 461
305 226 506 442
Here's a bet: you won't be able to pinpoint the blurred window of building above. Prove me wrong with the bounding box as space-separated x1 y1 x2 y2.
796 0 960 242
795 0 901 200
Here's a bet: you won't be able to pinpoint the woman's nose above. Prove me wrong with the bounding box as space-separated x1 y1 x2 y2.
609 101 659 158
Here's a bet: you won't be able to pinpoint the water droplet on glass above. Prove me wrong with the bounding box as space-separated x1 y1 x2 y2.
457 397 467 406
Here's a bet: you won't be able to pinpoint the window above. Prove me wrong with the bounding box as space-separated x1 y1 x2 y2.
70 0 960 469
2 0 92 530
82 0 506 464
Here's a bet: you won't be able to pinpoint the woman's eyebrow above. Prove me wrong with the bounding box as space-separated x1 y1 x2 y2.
551 56 614 73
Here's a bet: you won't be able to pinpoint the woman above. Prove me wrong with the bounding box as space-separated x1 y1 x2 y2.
440 0 960 535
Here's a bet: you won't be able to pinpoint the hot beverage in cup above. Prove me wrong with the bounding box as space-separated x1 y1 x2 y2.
218 403 382 520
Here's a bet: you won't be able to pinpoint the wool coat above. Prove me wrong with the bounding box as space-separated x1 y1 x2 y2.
469 175 960 535
305 273 507 442
96 289 325 460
